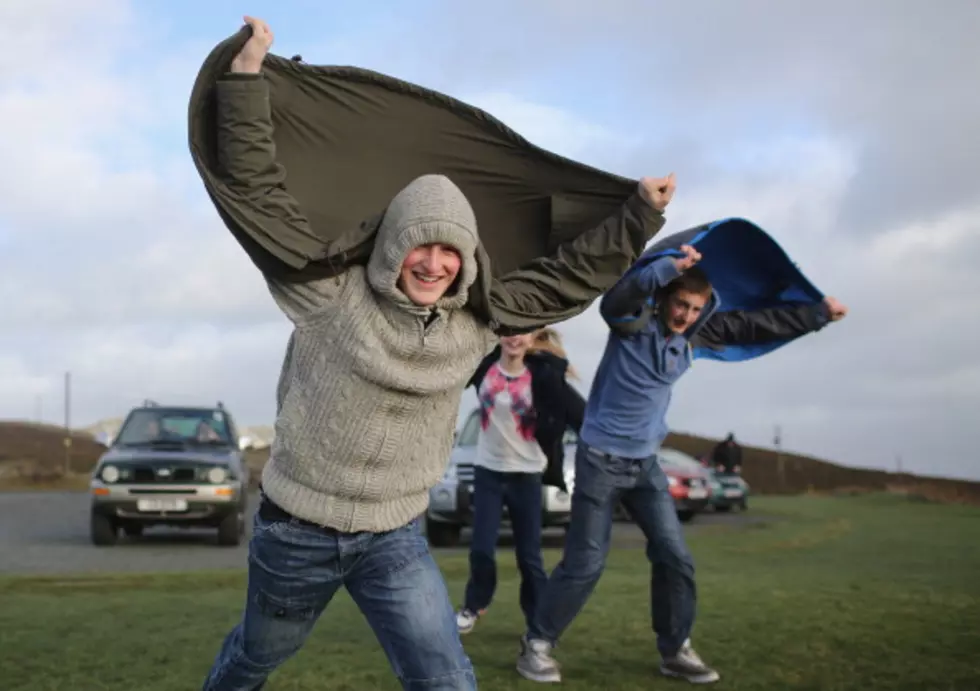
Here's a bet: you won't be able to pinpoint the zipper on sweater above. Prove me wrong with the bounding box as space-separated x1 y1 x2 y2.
419 310 440 348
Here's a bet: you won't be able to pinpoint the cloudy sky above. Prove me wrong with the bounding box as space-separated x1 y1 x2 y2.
2 0 977 480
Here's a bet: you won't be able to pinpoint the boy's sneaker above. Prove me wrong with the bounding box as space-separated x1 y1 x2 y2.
455 608 481 634
659 639 720 684
516 634 561 683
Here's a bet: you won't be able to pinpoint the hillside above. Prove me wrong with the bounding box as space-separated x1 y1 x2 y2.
664 431 980 505
0 422 107 480
1 420 978 504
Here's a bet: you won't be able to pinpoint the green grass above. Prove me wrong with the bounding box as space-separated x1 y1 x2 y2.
1 495 978 690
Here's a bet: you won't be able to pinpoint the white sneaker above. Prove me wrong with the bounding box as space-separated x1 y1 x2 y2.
659 639 720 684
455 608 480 635
516 634 561 683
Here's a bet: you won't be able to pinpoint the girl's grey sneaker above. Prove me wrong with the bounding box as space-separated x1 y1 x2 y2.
516 635 561 683
455 608 480 634
659 639 720 684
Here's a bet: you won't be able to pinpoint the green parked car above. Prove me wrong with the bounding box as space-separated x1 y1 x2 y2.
703 462 750 512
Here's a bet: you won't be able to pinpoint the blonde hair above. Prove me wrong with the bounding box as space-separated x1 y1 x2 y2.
527 327 578 380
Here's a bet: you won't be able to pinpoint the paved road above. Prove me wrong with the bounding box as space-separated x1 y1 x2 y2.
0 491 764 575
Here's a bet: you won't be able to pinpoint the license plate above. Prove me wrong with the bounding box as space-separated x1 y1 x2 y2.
136 498 188 512
687 488 708 499
724 489 742 498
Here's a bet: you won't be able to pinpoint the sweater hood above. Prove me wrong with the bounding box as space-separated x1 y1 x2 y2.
367 174 480 314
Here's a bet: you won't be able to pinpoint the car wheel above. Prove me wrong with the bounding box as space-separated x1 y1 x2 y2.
91 513 118 546
122 524 144 538
217 511 243 547
715 504 731 513
677 510 695 523
426 517 461 548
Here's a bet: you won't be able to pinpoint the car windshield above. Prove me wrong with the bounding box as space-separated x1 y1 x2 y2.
657 448 703 472
115 408 233 447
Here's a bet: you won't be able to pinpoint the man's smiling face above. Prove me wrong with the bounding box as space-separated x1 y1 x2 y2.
397 243 462 306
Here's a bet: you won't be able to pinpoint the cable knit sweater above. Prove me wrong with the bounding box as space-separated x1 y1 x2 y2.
260 175 496 532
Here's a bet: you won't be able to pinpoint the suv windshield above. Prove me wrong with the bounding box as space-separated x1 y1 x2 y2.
115 408 234 447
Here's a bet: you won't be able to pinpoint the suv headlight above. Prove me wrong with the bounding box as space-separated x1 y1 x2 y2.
207 467 228 484
101 465 120 483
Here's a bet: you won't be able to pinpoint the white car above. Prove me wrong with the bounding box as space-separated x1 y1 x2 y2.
426 408 575 547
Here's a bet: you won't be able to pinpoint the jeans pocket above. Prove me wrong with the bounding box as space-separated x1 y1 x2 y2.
253 587 319 622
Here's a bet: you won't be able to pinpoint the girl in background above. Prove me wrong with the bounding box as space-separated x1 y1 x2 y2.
456 328 585 634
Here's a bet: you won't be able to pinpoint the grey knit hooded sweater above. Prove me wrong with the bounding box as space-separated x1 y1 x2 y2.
260 174 496 532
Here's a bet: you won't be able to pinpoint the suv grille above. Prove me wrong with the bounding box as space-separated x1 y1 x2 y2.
127 464 204 484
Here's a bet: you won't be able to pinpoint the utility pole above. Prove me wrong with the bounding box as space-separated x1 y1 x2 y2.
63 372 72 475
774 424 784 492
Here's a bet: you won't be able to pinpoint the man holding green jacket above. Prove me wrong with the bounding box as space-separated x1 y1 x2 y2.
198 16 677 691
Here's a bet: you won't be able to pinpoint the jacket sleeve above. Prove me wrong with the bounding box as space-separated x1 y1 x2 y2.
563 381 587 434
599 256 681 324
487 193 666 332
216 73 347 321
467 349 499 390
692 303 830 349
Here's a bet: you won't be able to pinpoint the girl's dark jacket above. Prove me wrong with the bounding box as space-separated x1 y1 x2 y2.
467 347 585 492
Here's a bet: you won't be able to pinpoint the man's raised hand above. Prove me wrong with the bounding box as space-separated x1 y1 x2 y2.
823 296 848 322
639 173 677 212
231 16 274 74
673 244 701 272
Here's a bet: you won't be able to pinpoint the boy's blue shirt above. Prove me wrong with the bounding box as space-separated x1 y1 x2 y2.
579 256 719 459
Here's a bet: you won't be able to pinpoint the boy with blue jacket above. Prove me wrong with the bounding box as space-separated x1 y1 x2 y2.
517 243 848 684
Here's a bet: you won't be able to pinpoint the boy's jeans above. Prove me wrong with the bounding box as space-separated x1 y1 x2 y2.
529 443 697 657
202 494 476 690
463 466 548 628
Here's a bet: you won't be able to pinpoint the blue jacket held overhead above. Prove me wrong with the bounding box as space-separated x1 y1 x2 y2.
579 218 832 459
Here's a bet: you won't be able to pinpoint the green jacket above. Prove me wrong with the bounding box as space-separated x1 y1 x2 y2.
188 26 667 334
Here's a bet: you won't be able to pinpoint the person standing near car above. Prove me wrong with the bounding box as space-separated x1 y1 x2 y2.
516 245 849 685
455 328 584 636
712 433 743 474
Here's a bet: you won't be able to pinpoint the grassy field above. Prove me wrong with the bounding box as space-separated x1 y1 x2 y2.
1 495 978 690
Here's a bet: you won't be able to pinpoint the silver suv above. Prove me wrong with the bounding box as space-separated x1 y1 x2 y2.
426 408 576 547
88 401 250 547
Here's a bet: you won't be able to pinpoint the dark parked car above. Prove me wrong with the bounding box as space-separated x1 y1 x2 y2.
88 401 250 547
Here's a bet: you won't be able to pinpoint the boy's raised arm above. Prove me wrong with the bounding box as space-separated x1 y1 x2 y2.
692 297 848 348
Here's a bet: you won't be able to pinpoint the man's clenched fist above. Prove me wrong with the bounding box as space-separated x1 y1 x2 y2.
638 173 677 212
231 16 274 74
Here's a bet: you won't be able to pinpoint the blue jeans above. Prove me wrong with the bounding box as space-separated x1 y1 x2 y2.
529 443 696 657
203 495 476 690
463 466 547 628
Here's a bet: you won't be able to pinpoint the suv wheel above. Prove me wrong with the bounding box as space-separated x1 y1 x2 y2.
217 511 244 547
91 513 118 546
677 510 695 523
426 517 461 548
